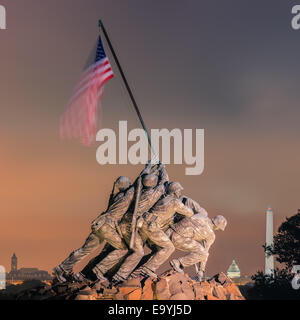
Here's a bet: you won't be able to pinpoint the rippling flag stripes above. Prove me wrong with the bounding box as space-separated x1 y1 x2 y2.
60 36 114 146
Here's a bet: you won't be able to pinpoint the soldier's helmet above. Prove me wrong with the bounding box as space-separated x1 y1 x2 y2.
167 182 184 196
212 215 227 231
142 174 158 188
115 176 131 191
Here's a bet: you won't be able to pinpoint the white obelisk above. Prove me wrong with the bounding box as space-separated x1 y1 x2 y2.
265 207 274 276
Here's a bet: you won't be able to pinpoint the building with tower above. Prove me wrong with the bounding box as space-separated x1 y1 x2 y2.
11 253 17 272
6 253 52 282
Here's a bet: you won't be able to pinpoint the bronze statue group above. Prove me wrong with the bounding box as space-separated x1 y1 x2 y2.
53 162 227 287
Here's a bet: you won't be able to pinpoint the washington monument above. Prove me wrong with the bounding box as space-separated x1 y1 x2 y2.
265 207 274 276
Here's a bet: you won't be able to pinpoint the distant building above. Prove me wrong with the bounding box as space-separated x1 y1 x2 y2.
11 253 17 271
226 259 252 285
227 259 241 279
6 253 52 281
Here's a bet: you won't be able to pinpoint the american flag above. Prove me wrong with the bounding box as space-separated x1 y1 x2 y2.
60 35 114 146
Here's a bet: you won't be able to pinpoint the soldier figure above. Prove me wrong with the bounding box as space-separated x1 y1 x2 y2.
167 213 227 281
180 196 208 218
109 163 169 284
131 182 194 279
53 164 151 284
53 160 228 286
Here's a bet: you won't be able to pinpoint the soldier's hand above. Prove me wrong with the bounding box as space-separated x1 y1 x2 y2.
158 162 165 170
145 160 152 167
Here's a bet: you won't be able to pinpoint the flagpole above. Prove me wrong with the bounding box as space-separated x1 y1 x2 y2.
98 19 158 162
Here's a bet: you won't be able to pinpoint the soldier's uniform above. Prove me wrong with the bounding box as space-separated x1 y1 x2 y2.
167 213 216 272
181 196 208 217
133 192 194 277
173 196 208 224
56 184 135 277
95 166 169 282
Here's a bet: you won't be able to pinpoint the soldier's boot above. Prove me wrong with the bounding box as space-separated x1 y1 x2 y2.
92 266 110 288
73 272 89 284
111 273 127 286
130 266 158 280
170 259 184 273
53 265 72 283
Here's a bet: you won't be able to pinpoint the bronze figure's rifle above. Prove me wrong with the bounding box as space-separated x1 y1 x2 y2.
130 176 142 249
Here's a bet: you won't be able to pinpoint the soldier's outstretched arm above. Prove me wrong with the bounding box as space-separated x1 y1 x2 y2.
149 164 169 197
175 200 194 218
158 163 169 185
131 161 152 187
92 185 135 230
141 161 152 175
108 186 135 214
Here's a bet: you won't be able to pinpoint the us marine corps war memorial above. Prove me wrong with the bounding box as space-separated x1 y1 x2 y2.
16 162 244 300
15 21 244 300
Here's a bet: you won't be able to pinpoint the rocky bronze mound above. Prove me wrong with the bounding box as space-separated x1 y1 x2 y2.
13 271 244 300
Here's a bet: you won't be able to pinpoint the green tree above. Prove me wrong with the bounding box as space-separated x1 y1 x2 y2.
266 209 300 270
249 210 300 299
249 268 300 300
